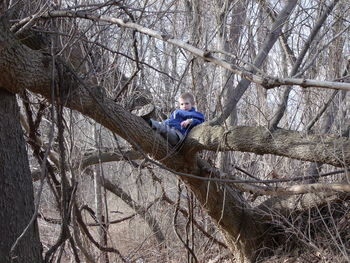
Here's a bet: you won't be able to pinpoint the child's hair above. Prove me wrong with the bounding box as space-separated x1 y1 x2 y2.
179 92 195 104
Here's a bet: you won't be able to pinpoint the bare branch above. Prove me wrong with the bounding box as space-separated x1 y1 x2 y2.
272 183 350 195
234 181 350 196
161 190 227 249
188 124 350 168
79 148 143 170
74 205 127 262
269 0 338 129
212 0 298 125
11 7 350 95
305 90 338 132
103 178 166 245
20 112 60 167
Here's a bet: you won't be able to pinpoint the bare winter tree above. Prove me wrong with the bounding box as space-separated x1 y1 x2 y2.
0 0 350 262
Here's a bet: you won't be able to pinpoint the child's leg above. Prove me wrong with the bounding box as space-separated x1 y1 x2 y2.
150 120 183 145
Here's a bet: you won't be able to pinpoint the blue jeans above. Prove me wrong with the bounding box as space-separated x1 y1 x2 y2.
150 119 183 146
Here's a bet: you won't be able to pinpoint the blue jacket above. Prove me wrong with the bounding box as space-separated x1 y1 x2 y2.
163 107 205 135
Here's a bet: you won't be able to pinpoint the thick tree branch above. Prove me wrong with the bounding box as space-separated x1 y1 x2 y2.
234 182 350 196
269 183 350 195
79 148 143 170
257 192 344 217
188 124 350 168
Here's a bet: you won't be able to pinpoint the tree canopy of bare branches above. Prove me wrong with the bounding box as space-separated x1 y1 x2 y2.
0 0 349 262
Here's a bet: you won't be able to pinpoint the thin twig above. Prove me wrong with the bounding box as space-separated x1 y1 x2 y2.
74 206 128 262
173 182 199 262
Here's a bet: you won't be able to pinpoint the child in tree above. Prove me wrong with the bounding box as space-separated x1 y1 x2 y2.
135 92 205 145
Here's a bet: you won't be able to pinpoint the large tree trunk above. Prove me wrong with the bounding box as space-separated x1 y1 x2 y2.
184 163 265 262
0 89 43 263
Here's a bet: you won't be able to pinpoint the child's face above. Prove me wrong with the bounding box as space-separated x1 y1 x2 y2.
179 98 192 111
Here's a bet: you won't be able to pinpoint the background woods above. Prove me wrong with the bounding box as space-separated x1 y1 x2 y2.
0 0 350 262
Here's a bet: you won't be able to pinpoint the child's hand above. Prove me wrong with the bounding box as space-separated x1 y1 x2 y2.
181 119 192 128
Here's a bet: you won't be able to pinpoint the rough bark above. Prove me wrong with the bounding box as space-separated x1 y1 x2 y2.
0 89 43 263
188 124 350 168
183 164 266 262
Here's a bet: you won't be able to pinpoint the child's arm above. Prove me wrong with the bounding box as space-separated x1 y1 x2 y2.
181 111 205 128
163 111 176 125
180 119 192 128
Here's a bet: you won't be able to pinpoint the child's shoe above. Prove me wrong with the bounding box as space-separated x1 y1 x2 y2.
131 103 155 122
